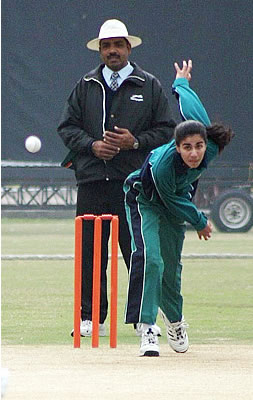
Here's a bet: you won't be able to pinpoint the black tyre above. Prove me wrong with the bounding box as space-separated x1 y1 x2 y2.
211 190 253 232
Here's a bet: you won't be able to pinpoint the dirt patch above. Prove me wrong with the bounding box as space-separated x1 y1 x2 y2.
2 344 253 400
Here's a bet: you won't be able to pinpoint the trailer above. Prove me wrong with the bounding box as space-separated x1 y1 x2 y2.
194 162 253 232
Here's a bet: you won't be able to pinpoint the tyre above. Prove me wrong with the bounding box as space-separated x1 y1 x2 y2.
211 190 253 232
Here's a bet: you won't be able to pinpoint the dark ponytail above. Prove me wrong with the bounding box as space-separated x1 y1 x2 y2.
206 124 234 153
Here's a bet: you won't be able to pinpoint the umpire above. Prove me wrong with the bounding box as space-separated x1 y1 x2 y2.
57 19 175 337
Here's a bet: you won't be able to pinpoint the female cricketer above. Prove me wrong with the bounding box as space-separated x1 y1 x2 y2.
123 60 234 356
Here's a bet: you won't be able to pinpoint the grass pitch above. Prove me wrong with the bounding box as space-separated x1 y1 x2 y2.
1 219 253 346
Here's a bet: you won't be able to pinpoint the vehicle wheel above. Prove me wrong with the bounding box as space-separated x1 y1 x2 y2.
211 190 253 232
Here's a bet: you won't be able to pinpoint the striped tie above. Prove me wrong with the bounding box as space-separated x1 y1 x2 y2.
110 72 119 91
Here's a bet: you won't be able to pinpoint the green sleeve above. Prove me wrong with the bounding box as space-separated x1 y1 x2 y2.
172 78 219 164
172 78 211 126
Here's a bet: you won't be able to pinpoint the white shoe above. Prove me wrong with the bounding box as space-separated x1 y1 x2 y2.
135 323 162 337
71 320 106 337
139 324 160 357
159 309 189 353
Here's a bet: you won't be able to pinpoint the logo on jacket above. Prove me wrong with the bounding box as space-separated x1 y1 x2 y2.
130 94 143 102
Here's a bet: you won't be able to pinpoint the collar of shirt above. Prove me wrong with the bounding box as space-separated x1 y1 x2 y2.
174 152 207 175
102 62 134 88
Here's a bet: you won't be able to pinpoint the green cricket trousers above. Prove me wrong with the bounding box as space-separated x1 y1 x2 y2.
124 180 186 324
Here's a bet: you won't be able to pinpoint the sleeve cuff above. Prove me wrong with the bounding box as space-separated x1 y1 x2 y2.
192 212 208 231
88 140 96 155
172 77 189 89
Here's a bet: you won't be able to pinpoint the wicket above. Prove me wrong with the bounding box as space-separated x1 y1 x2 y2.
73 214 119 349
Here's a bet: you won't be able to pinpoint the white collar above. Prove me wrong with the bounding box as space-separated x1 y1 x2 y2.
102 62 134 87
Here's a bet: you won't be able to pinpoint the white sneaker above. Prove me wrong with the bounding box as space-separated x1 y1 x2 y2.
159 309 189 353
71 320 106 337
135 323 162 337
139 324 160 357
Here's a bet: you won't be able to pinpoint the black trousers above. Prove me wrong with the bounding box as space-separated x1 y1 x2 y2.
76 180 131 323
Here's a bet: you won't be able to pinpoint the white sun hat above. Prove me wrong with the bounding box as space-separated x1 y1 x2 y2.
87 19 142 51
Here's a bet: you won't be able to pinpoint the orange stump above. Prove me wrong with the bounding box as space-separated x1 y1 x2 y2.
91 216 102 348
73 216 83 349
73 214 119 348
110 216 119 348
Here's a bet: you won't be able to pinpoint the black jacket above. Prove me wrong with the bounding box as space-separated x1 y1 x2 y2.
57 62 175 184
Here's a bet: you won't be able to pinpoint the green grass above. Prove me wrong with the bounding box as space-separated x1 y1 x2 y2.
1 218 75 255
2 218 253 255
1 219 253 346
182 260 253 343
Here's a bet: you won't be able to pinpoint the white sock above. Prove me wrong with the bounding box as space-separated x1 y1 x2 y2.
142 323 153 332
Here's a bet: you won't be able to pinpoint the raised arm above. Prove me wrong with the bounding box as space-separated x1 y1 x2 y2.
172 60 211 126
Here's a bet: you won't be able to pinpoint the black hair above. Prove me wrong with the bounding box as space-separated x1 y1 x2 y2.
175 120 234 153
174 120 207 146
99 37 131 49
206 123 234 153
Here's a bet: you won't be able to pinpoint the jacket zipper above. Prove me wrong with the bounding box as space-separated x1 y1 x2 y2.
84 77 109 181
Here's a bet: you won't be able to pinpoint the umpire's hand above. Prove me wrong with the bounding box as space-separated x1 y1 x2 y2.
92 140 120 160
103 126 136 150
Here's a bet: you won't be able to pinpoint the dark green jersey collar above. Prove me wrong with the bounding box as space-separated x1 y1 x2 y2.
174 152 207 175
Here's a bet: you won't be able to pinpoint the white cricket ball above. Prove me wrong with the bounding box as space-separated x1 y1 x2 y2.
25 135 42 153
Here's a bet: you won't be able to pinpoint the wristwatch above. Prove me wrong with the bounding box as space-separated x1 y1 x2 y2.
133 138 139 150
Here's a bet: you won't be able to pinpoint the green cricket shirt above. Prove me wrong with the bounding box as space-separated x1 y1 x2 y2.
125 78 219 232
